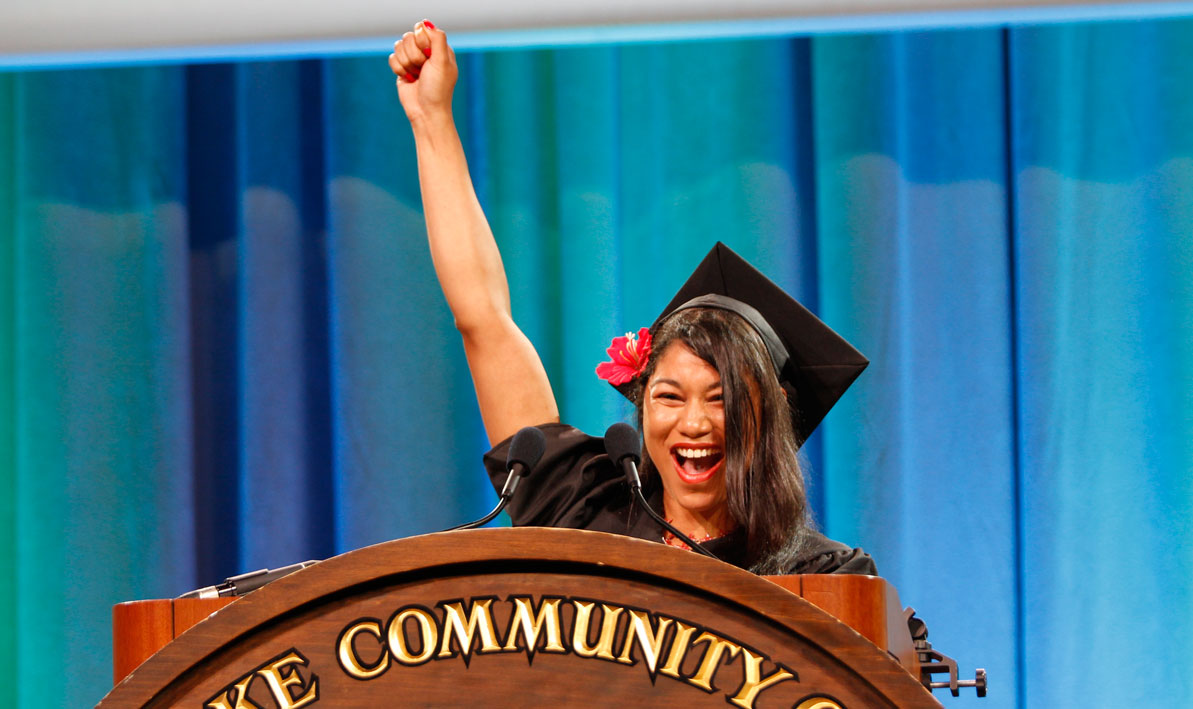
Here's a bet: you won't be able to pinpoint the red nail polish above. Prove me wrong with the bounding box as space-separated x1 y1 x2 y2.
404 73 416 83
424 20 436 30
422 47 432 57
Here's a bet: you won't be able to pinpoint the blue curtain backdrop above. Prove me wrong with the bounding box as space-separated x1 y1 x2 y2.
2 17 1192 707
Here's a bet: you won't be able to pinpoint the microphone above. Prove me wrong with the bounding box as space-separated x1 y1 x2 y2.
603 423 718 560
603 422 645 489
448 426 547 531
177 560 320 600
499 425 547 498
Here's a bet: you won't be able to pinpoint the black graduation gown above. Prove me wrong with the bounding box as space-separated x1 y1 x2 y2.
484 423 876 575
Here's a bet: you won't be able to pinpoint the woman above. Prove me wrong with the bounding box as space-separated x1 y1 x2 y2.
390 22 874 575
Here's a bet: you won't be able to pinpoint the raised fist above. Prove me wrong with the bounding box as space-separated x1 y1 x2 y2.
389 20 457 121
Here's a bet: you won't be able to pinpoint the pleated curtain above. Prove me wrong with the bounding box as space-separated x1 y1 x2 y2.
1 18 1191 706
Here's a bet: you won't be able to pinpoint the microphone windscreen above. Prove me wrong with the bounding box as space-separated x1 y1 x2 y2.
603 423 641 466
507 426 548 471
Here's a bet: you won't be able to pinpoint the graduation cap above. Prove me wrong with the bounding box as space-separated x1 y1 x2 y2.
643 242 868 444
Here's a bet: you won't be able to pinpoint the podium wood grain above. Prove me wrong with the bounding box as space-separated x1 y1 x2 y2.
103 528 940 708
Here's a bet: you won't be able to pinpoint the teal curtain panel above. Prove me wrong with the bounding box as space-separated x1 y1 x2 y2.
1 17 1191 707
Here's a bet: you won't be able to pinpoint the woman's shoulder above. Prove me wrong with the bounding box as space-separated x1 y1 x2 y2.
787 529 878 576
483 422 626 529
484 422 603 468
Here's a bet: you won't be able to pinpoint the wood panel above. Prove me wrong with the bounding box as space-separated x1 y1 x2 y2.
113 597 238 684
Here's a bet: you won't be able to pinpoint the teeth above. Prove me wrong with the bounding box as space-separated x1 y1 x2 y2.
675 448 720 459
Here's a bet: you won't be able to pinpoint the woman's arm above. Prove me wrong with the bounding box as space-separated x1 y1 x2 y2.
391 22 559 446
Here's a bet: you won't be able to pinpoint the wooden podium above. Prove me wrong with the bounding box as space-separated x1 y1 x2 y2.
100 528 941 708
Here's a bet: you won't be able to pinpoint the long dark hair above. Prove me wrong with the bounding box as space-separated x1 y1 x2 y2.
631 307 810 573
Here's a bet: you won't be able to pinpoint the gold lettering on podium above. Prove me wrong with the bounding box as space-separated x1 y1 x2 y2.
438 599 502 660
255 652 319 709
503 596 566 654
729 647 797 708
337 620 389 679
616 609 673 672
571 602 624 660
795 698 844 709
208 649 318 709
206 675 259 709
658 620 698 679
686 631 742 692
389 607 438 665
331 595 802 708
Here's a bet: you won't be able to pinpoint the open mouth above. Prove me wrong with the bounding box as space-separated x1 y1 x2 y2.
670 446 725 483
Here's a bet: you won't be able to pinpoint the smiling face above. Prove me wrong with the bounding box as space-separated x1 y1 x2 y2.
631 306 809 570
641 342 734 534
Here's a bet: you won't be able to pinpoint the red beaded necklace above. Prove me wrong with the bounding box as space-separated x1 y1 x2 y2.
661 519 734 550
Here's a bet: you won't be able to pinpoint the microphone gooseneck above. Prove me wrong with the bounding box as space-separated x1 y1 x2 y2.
177 560 320 600
602 423 718 560
448 426 547 532
179 428 549 598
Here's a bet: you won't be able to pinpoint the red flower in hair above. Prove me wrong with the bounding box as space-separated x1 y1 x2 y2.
596 327 652 386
